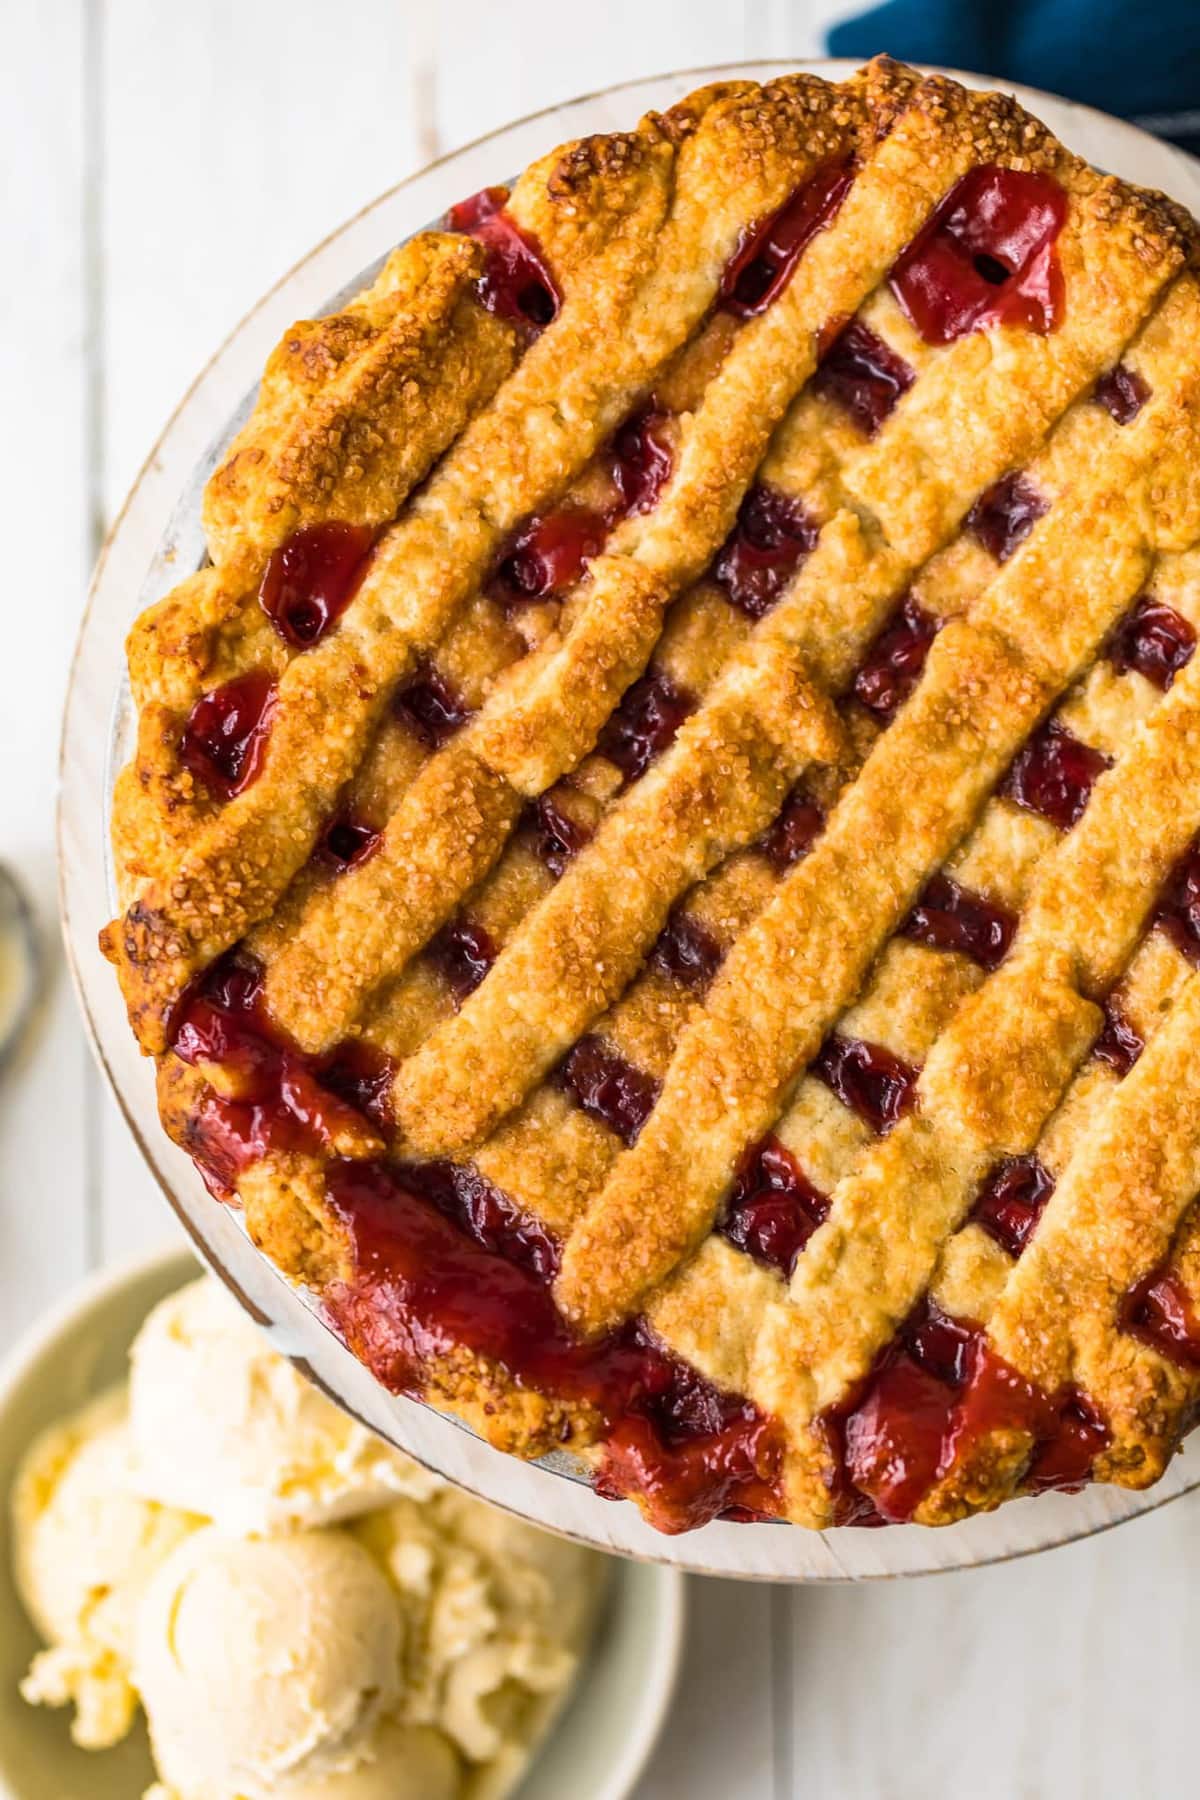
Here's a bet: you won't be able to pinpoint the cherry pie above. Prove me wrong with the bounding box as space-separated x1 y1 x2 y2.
103 59 1200 1533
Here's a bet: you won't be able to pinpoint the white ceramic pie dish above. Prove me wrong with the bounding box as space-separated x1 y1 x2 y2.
59 60 1200 1581
0 1243 685 1800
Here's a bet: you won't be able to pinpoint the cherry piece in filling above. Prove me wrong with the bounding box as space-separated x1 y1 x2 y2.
651 908 724 994
258 522 375 648
527 792 593 879
720 1135 829 1277
1092 1000 1144 1078
835 1303 977 1523
720 160 854 319
1154 836 1200 963
596 670 695 786
826 1303 1109 1523
889 165 1068 345
1108 595 1195 691
760 785 824 872
1094 363 1150 425
1120 1268 1200 1369
813 1034 919 1135
852 593 938 721
170 952 394 1192
392 664 474 750
391 1156 561 1283
315 1041 396 1134
1022 1389 1110 1495
712 484 818 620
1002 721 1111 831
607 408 674 517
812 316 915 437
559 1035 661 1146
966 471 1048 563
427 916 497 1004
594 1322 785 1531
181 671 277 801
446 185 560 331
946 1345 1109 1499
321 1160 784 1533
317 814 382 873
490 507 608 607
970 1155 1055 1259
900 871 1015 971
171 953 273 1077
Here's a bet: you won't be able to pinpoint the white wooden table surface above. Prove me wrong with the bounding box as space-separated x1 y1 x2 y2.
5 6 1199 1796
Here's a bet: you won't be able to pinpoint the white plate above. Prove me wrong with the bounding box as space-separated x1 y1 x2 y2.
59 60 1200 1581
0 1245 685 1800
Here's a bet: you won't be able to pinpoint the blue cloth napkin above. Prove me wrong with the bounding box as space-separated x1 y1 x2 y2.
828 0 1200 152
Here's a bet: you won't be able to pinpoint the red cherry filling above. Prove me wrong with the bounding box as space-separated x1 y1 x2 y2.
852 593 937 721
1023 1389 1110 1495
836 1303 977 1522
596 670 695 786
712 484 818 620
889 166 1068 345
966 471 1048 563
594 1324 784 1532
900 871 1015 971
823 1303 1109 1524
317 814 382 872
812 316 915 436
813 1035 919 1135
170 952 395 1192
559 1036 660 1146
970 1155 1055 1258
720 160 854 319
1092 1000 1144 1078
651 908 724 994
181 671 277 800
390 1157 561 1283
1120 1268 1200 1369
720 1135 829 1277
1094 363 1150 425
760 785 824 872
444 186 508 232
947 1348 1109 1499
259 522 375 648
171 953 273 1077
447 185 560 331
490 408 672 608
1154 837 1200 963
322 1159 783 1533
607 407 674 516
427 916 497 1003
526 792 593 879
315 1041 396 1133
392 664 474 750
490 508 608 606
1003 721 1111 831
1108 595 1195 691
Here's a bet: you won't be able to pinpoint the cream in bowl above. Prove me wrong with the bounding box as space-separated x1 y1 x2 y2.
5 1260 664 1800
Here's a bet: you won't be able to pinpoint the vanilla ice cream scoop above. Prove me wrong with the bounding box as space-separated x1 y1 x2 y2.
143 1721 459 1800
12 1387 197 1749
128 1277 440 1532
259 1719 459 1800
135 1526 402 1800
354 1491 606 1797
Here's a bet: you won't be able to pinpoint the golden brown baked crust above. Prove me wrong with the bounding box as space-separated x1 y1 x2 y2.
105 59 1200 1531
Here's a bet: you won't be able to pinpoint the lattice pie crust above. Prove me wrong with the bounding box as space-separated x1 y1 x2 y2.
104 60 1200 1532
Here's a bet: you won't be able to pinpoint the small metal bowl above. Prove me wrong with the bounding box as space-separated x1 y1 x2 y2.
0 867 40 1070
